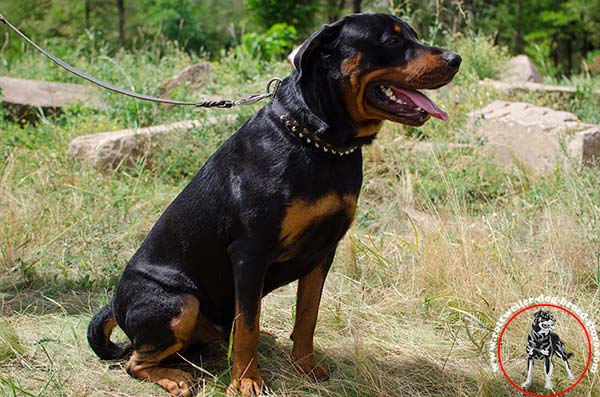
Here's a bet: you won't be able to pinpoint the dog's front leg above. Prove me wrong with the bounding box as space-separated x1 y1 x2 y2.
227 240 269 397
290 253 334 382
544 356 554 389
522 358 534 389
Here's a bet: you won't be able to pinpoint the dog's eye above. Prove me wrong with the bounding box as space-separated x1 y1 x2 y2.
384 36 401 47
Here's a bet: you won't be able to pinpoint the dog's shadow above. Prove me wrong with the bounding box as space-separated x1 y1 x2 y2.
132 332 517 397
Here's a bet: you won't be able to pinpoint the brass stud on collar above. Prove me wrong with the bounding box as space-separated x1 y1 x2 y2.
279 112 358 157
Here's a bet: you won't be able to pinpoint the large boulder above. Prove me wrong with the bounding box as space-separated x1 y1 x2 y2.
0 76 104 121
469 101 600 174
500 55 543 83
68 116 234 168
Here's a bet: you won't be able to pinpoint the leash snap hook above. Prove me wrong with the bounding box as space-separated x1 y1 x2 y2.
266 77 282 98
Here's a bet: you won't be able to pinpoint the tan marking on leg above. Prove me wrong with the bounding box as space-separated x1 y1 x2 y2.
125 295 199 397
227 304 266 397
103 317 117 340
192 310 224 346
291 265 330 382
171 294 199 343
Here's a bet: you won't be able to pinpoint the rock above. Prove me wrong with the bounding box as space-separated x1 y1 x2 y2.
0 76 104 121
469 100 600 174
500 55 543 83
68 116 234 168
479 79 600 97
159 62 213 98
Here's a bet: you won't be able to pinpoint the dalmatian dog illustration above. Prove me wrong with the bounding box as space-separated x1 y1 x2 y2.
522 310 575 389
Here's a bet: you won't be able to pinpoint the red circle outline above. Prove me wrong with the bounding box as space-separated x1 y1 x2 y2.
496 303 592 396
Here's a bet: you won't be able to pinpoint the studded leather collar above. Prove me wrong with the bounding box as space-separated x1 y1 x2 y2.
271 101 359 157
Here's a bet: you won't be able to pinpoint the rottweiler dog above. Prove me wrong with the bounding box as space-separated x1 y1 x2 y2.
88 13 461 397
522 310 574 389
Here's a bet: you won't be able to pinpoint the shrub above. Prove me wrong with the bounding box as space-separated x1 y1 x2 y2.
241 23 297 62
447 33 510 82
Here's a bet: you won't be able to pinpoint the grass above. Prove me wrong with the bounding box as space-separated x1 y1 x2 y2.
1 34 600 396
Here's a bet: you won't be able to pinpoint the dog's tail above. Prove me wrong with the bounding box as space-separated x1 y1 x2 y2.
87 304 131 360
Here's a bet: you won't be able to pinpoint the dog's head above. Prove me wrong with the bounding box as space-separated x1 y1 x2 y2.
532 310 556 335
293 13 461 137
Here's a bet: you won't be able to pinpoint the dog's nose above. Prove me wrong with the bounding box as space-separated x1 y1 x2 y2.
442 51 462 68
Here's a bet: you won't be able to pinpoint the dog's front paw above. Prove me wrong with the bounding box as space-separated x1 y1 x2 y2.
521 381 531 389
292 353 330 382
227 377 269 396
545 381 553 389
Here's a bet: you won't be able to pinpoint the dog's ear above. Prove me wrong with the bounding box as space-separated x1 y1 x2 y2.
533 310 542 319
293 19 345 80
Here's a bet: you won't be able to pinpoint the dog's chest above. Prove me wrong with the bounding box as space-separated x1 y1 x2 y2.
528 331 552 358
275 193 357 262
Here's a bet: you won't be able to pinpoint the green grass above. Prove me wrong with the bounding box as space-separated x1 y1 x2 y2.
1 35 600 396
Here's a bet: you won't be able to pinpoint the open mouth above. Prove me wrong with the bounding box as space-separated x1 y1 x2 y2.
541 322 552 328
365 83 448 126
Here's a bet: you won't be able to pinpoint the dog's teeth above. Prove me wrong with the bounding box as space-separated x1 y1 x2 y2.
415 107 422 111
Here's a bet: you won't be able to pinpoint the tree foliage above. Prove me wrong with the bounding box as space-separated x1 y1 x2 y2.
1 0 599 75
245 0 321 36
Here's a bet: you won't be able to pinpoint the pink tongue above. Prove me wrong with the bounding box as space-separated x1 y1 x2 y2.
390 87 448 121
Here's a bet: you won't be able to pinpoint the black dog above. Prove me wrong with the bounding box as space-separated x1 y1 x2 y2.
87 13 461 396
522 310 574 389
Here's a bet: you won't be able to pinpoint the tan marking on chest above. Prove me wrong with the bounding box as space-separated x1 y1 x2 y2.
279 193 357 248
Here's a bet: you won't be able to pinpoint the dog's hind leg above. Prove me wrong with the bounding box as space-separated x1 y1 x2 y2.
522 358 534 389
124 294 199 397
564 360 574 379
555 339 575 379
544 356 554 389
